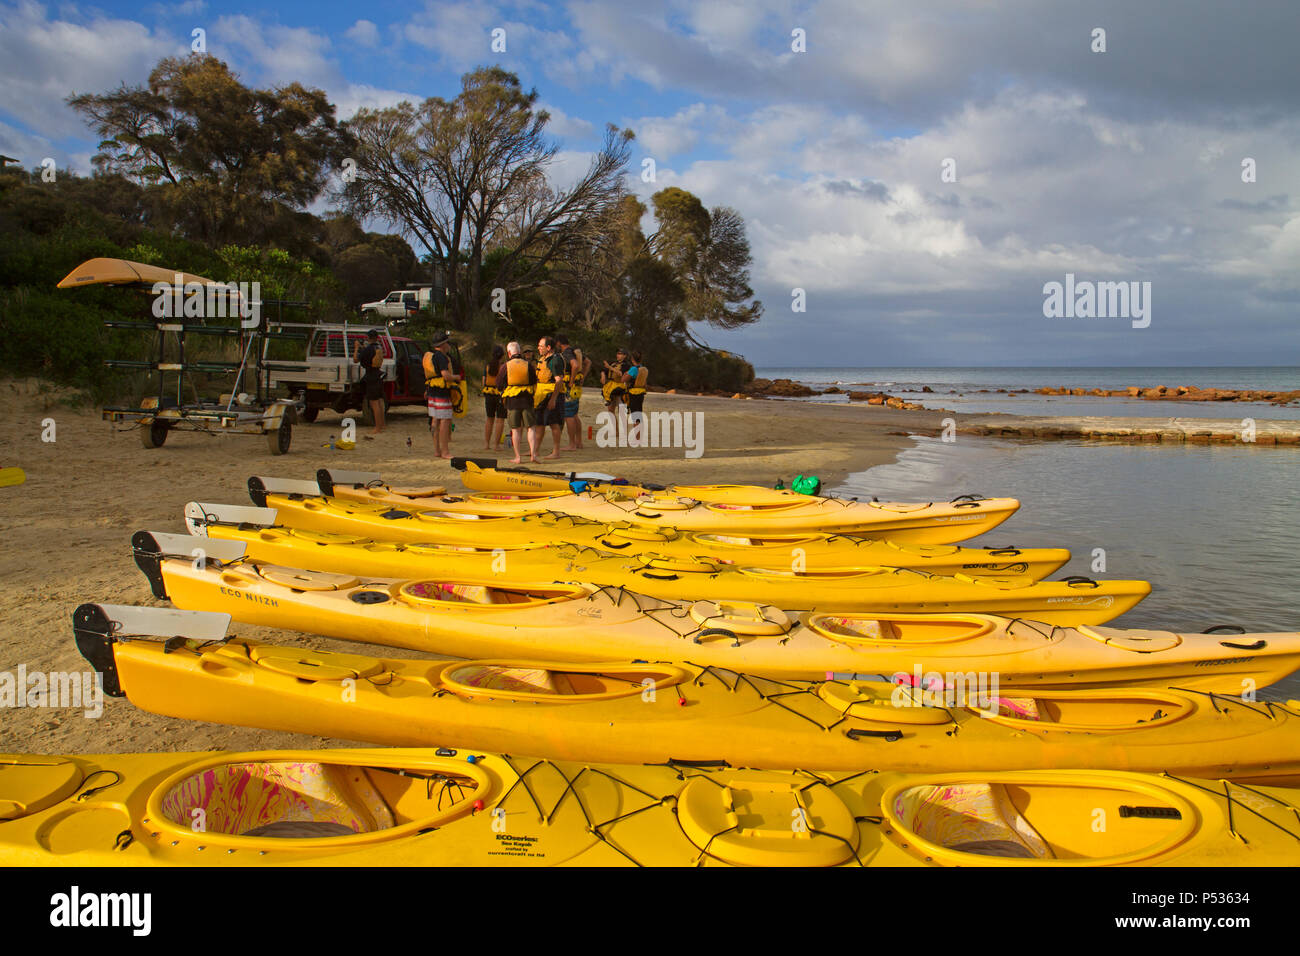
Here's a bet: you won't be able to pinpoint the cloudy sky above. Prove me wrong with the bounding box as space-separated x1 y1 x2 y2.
2 0 1297 367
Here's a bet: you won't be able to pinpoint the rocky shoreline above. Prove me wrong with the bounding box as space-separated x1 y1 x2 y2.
649 378 1298 426
736 378 1298 409
921 416 1300 445
1032 384 1300 405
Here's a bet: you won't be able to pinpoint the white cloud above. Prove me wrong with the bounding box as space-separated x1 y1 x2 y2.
0 1 182 137
629 103 731 159
332 83 421 121
537 102 593 141
147 0 208 17
403 1 573 71
343 19 380 48
211 15 339 88
621 85 1300 316
0 118 56 169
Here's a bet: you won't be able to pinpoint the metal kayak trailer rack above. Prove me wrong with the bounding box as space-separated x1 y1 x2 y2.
56 257 307 454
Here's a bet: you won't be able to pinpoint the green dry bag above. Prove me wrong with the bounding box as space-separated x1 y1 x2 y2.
791 474 821 495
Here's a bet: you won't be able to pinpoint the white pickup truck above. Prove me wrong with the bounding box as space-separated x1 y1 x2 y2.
263 323 430 424
360 288 435 319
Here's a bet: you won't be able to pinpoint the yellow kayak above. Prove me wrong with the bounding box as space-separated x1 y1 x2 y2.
4 745 1298 865
293 470 1021 543
212 494 1070 579
167 526 1146 624
79 604 1300 784
139 544 1300 690
454 457 836 502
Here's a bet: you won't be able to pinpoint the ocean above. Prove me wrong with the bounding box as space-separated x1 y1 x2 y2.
757 366 1300 420
832 435 1300 700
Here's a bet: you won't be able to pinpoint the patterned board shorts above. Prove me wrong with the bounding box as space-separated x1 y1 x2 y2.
427 396 453 420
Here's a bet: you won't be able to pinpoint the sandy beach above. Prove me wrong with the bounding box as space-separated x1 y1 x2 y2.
4 376 1296 756
0 380 927 756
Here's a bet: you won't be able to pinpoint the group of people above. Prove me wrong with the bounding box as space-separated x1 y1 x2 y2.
353 327 649 463
482 337 649 463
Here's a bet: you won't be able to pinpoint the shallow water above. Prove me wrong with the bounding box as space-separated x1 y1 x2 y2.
834 437 1300 699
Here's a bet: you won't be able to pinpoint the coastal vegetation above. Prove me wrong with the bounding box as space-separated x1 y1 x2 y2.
1 55 760 400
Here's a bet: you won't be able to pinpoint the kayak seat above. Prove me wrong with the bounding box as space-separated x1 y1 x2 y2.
403 581 570 606
387 485 447 498
991 697 1041 720
448 665 576 696
893 783 1053 860
436 583 496 604
816 617 900 641
160 761 396 838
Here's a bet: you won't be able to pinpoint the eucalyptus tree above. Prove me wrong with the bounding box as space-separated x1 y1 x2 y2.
68 55 348 246
340 66 633 328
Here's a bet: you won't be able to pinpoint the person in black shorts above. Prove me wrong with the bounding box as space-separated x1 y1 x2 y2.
482 343 507 450
625 350 648 417
353 329 386 435
532 336 568 460
496 341 538 462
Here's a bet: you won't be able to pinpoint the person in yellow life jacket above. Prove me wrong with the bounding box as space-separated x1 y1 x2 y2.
353 329 387 436
624 350 649 418
532 335 568 460
601 347 631 414
423 330 461 459
482 344 507 451
495 341 538 463
556 333 586 451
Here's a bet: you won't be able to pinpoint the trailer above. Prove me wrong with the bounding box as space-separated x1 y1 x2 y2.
56 258 302 454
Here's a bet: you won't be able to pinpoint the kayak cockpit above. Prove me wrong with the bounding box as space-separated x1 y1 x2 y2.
882 775 1197 865
809 614 998 646
691 533 823 549
440 661 690 702
148 754 489 849
975 689 1196 731
395 580 589 608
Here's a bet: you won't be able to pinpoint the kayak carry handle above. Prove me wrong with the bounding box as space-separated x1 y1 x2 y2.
1220 639 1267 651
846 728 904 742
694 627 741 647
1060 576 1101 588
1119 805 1182 820
950 494 988 507
1202 624 1246 635
987 548 1022 556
